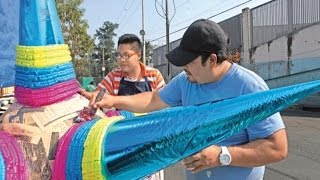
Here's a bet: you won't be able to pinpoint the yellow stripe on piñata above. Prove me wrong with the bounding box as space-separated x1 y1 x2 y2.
16 57 71 67
82 117 123 180
133 113 148 116
16 44 69 53
16 44 71 68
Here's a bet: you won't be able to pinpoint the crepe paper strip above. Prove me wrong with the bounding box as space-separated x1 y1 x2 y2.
16 56 71 65
119 110 139 118
16 57 71 68
16 45 71 68
15 76 74 90
17 52 71 62
16 44 68 53
105 110 121 117
106 110 146 118
0 151 5 180
15 79 79 107
133 113 147 117
105 110 115 117
82 117 122 180
16 72 75 86
15 79 78 98
52 123 83 180
0 132 28 180
15 73 75 89
65 120 98 180
15 78 78 95
16 45 71 67
17 50 70 60
15 87 78 107
15 62 74 75
17 53 71 61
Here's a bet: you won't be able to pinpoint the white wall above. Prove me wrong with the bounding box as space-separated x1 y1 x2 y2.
248 23 320 87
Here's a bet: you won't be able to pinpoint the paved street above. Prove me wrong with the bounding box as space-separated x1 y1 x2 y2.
164 109 320 180
265 110 320 180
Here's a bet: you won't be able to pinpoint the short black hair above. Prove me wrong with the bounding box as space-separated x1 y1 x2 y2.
118 34 142 52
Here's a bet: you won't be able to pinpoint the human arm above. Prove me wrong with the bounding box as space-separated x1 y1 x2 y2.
92 91 169 113
183 128 287 173
79 70 116 100
92 72 185 112
155 69 166 89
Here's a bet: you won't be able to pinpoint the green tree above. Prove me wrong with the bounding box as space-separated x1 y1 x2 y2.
145 41 155 64
94 21 119 77
56 0 94 77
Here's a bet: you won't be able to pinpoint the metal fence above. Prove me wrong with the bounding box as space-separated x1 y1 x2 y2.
219 14 242 51
251 0 320 47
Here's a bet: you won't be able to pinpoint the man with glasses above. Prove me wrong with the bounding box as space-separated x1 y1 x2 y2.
91 19 287 180
97 34 165 97
89 33 165 180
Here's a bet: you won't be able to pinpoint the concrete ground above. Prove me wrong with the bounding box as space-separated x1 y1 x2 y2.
163 109 320 180
265 109 320 180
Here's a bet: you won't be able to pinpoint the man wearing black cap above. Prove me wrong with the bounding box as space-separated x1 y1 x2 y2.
91 19 287 180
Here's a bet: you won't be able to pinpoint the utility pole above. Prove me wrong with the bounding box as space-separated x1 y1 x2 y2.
140 0 146 64
165 0 171 80
102 38 105 78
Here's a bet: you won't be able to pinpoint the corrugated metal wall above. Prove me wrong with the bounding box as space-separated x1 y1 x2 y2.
251 0 320 47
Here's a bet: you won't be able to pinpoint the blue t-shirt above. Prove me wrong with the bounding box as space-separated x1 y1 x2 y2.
158 63 284 180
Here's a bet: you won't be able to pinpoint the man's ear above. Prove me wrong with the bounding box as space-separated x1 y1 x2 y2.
209 53 217 67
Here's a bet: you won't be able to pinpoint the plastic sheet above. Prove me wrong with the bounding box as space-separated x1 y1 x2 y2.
0 0 19 87
0 132 28 180
19 0 64 46
52 80 320 179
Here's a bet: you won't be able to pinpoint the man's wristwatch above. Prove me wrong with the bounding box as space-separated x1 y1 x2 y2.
219 146 232 166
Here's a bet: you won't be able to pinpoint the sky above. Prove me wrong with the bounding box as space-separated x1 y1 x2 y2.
81 0 271 46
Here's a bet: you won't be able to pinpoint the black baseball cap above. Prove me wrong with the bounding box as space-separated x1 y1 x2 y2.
166 19 228 66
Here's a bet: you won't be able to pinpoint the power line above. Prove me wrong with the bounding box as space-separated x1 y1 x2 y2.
169 0 176 23
117 1 141 34
150 0 255 42
171 0 233 28
115 0 130 24
175 0 190 9
155 0 166 19
117 0 136 26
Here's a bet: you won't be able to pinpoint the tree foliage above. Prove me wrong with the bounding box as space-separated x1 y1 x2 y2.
55 0 94 77
93 21 119 77
145 41 155 63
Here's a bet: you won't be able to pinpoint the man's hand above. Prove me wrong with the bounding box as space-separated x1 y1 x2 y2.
78 88 93 100
91 92 115 109
182 145 221 173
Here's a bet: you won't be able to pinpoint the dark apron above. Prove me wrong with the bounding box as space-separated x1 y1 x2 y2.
118 76 152 96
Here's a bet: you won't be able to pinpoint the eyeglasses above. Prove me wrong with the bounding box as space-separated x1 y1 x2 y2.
115 52 138 61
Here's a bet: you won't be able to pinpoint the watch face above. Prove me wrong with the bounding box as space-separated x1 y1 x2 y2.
220 154 231 164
